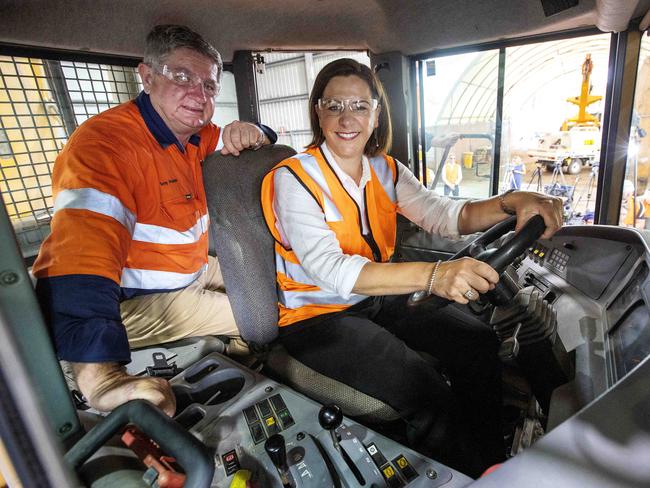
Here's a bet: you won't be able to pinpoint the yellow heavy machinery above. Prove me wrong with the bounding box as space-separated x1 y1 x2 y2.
529 54 602 175
561 54 602 131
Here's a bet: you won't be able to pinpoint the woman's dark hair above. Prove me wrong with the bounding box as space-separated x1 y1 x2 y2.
307 58 392 157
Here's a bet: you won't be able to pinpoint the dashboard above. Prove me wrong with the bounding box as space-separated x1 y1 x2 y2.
520 225 650 398
166 352 472 487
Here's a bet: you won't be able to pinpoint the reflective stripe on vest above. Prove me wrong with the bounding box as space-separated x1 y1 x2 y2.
121 263 208 290
369 156 397 203
297 153 342 221
276 252 316 285
278 288 366 309
55 188 136 234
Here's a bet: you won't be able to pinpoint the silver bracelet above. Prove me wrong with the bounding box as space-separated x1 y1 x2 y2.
426 261 441 295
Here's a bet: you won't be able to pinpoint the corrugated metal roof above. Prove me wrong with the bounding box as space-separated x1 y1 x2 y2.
257 61 308 100
255 50 369 151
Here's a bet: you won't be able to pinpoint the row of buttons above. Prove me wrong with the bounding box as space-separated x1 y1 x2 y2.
366 442 418 487
243 394 295 445
548 248 569 271
529 244 547 264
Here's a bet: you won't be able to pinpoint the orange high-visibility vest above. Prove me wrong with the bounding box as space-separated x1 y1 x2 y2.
261 146 398 326
33 99 220 291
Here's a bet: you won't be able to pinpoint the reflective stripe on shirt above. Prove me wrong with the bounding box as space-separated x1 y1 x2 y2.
120 263 208 290
132 213 209 245
54 188 136 234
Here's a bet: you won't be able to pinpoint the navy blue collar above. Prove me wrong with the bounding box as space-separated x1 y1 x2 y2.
135 91 201 153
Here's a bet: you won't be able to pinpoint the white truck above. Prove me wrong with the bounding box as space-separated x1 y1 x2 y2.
528 126 600 175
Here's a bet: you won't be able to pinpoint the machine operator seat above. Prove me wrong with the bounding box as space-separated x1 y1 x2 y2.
203 145 399 423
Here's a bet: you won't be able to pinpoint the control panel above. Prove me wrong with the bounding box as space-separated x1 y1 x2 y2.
169 353 471 487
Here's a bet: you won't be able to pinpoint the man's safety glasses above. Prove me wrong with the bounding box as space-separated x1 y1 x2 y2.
155 65 221 98
317 98 379 117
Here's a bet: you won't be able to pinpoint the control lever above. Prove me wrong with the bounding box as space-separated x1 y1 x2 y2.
318 405 366 485
499 322 522 361
264 434 291 487
318 404 343 450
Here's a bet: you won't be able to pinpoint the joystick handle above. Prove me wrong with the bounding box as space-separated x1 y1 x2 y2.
318 404 343 431
264 434 290 484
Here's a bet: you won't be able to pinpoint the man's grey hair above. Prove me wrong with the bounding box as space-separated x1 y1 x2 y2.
144 25 223 82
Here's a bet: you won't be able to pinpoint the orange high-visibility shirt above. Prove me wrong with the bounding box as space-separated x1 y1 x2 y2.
33 94 220 292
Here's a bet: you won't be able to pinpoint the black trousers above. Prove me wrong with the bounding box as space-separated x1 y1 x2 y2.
278 295 505 477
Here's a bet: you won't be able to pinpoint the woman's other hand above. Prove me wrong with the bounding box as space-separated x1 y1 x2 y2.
503 190 563 239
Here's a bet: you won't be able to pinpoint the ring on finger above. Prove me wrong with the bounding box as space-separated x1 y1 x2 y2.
464 289 478 300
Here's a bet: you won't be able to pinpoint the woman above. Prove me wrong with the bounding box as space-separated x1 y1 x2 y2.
261 59 562 476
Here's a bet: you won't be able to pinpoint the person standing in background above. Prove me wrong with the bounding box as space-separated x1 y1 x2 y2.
510 155 526 190
442 152 462 196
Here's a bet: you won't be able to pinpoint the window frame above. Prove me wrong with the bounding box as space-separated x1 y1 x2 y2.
408 25 644 226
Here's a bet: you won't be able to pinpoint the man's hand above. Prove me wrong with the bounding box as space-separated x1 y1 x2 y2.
72 362 176 416
220 121 267 156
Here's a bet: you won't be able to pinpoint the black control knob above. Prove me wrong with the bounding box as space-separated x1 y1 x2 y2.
318 404 343 431
265 434 288 471
264 434 290 485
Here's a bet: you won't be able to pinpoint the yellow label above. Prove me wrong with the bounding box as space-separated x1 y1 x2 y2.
229 470 252 488
397 457 408 468
383 466 396 477
584 139 594 145
266 417 276 426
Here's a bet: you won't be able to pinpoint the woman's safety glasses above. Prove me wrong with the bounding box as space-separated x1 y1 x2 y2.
155 65 221 98
317 98 379 117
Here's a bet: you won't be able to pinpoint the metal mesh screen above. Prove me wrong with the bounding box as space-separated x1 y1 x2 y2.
0 56 68 257
0 56 141 258
60 61 142 125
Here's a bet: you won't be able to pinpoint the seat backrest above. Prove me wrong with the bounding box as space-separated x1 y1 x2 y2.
203 145 297 345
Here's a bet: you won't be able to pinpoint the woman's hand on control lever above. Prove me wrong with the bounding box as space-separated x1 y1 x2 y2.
72 362 176 416
429 257 499 305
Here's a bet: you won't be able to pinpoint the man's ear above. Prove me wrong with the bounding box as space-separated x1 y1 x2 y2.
138 63 154 94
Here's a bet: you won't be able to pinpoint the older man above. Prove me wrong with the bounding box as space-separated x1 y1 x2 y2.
33 25 277 415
